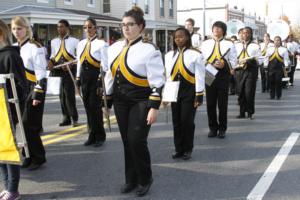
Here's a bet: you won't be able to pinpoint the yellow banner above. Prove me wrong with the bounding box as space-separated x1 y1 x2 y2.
0 87 21 165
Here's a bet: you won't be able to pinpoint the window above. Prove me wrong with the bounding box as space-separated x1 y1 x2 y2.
87 0 95 7
169 0 173 17
103 0 110 13
37 0 49 3
64 0 73 5
132 0 137 5
144 0 149 14
160 0 164 17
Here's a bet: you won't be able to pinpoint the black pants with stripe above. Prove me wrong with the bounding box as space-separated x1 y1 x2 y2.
22 86 46 164
80 67 106 142
171 83 196 153
114 98 152 186
205 71 230 132
59 72 78 123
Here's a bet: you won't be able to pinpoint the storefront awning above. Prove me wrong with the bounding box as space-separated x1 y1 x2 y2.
0 5 121 27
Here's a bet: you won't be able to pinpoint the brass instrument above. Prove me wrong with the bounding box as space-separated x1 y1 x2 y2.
226 19 245 38
267 20 290 41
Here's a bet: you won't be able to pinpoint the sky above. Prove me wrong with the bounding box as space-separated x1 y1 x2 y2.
178 0 300 25
225 0 300 25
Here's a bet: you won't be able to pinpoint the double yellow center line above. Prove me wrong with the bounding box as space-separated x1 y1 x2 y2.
41 116 117 146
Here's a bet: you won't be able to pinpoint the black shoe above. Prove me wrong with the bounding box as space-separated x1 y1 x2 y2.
120 183 137 194
21 158 31 168
276 97 281 100
84 139 95 146
172 152 183 159
94 140 105 147
182 151 192 160
248 113 254 120
218 130 226 139
208 131 217 138
28 160 46 171
236 114 246 119
72 120 79 127
136 178 153 197
59 121 71 126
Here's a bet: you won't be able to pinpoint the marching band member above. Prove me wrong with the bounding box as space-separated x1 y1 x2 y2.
201 21 237 138
235 27 262 119
0 18 28 200
259 33 274 93
264 36 289 100
11 16 47 170
285 36 299 86
76 17 108 147
185 18 202 49
48 19 79 127
165 27 205 160
105 6 165 196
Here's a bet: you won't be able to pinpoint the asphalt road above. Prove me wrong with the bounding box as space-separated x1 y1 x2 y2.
2 73 300 200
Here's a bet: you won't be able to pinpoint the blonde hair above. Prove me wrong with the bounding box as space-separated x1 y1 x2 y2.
11 16 33 39
0 18 12 47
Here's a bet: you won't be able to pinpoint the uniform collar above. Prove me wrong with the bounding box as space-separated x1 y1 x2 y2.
213 37 224 42
126 36 142 47
59 34 69 40
88 34 98 42
19 38 30 47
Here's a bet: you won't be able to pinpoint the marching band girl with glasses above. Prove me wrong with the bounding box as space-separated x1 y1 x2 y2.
105 6 165 197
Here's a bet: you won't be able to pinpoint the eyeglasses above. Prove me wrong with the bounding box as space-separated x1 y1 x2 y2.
121 22 137 28
83 26 95 30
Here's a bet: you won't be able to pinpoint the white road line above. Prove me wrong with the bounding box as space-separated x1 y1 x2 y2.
247 132 300 200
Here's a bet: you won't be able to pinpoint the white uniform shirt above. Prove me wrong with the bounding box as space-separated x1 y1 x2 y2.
16 39 47 81
259 42 274 56
191 33 202 49
264 46 289 67
105 37 165 96
201 38 237 68
76 35 108 77
235 41 262 66
165 48 205 93
50 35 79 62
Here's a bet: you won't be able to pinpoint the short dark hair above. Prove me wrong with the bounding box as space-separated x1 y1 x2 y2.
123 6 145 30
185 18 195 26
58 19 70 28
212 21 227 36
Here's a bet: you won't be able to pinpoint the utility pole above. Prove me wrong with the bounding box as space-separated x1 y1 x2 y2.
203 0 206 38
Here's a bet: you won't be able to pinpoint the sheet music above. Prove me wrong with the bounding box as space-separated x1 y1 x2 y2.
205 64 218 86
162 81 180 102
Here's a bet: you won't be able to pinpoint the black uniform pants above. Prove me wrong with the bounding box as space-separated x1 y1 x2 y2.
238 71 257 115
80 68 106 142
269 70 283 99
59 73 78 122
114 99 152 186
205 73 229 132
171 87 196 153
260 64 268 92
229 74 236 95
288 59 297 84
22 89 46 164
